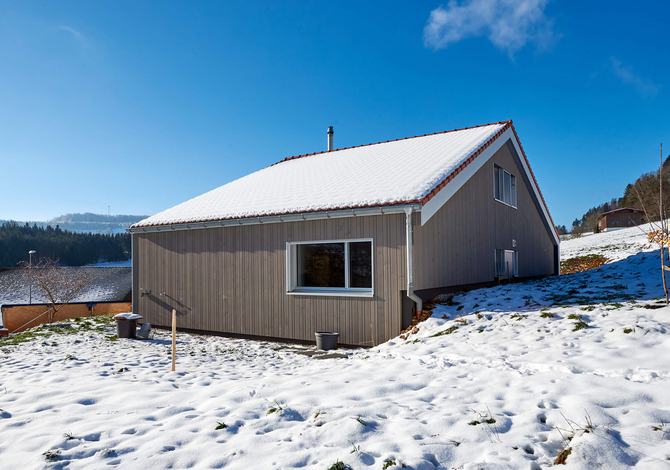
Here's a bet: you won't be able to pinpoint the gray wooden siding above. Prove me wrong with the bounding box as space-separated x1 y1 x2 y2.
413 141 556 290
133 214 407 346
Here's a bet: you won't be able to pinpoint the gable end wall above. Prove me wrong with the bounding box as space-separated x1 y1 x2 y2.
413 141 557 291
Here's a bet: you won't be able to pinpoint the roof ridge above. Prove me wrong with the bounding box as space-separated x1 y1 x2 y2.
272 120 512 166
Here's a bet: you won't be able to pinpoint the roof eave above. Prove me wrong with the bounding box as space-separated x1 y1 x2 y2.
127 203 423 234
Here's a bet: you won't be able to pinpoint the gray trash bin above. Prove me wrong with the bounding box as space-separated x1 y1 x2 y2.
315 332 339 351
114 313 143 339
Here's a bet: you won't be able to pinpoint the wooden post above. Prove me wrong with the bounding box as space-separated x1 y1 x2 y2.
171 308 176 372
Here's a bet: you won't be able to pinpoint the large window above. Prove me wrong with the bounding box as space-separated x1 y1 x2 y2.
494 165 517 207
287 239 373 296
495 249 518 279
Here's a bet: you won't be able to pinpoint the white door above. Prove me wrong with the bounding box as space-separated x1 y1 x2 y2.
504 251 515 279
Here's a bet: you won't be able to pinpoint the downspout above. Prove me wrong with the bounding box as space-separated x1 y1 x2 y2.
130 232 135 314
404 207 423 314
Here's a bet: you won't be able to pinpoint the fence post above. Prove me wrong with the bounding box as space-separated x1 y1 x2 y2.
171 309 176 372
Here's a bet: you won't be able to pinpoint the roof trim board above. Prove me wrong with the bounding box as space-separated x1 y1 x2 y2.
127 203 422 234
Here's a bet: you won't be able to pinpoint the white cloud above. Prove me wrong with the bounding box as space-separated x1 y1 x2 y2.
423 0 557 56
59 26 82 40
610 58 660 97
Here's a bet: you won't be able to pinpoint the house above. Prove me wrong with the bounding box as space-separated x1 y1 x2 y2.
129 121 559 346
599 208 645 232
0 267 132 333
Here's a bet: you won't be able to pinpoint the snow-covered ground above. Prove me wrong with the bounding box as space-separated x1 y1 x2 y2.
1 226 669 469
0 267 131 306
560 224 652 263
86 260 132 267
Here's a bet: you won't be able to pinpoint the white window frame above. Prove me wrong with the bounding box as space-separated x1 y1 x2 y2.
286 238 374 297
494 165 517 208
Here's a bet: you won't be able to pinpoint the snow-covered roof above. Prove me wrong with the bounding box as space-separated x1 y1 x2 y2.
132 122 513 228
0 267 131 306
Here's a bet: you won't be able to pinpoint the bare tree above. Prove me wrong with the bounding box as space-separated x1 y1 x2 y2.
635 144 669 305
20 257 93 323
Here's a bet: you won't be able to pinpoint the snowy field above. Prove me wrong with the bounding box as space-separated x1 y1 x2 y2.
86 260 132 267
1 225 669 469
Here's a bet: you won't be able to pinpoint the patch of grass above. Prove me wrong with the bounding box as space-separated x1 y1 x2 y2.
431 326 458 337
540 312 554 318
107 334 118 342
554 447 572 464
453 317 467 324
267 400 284 416
567 313 582 320
352 416 367 427
63 431 75 440
476 313 483 319
623 328 633 334
652 420 669 438
470 406 500 443
573 320 589 331
327 461 350 470
43 450 61 461
580 305 595 311
1 330 47 347
510 313 527 321
561 254 608 275
382 458 396 470
215 422 227 430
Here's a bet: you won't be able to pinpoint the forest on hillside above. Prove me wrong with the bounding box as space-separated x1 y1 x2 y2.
0 222 130 268
0 212 147 235
566 155 670 234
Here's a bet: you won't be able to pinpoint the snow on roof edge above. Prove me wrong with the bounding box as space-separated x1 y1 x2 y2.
131 121 517 229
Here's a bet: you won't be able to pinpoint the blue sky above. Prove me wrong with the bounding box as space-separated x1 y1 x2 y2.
0 1 668 228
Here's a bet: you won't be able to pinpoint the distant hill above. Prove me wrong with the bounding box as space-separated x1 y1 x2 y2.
0 213 148 235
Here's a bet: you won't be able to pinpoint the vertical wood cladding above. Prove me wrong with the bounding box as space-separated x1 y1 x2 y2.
413 142 556 290
133 214 406 346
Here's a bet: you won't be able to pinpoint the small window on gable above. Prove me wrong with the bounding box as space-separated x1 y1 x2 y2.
494 165 517 208
287 239 373 296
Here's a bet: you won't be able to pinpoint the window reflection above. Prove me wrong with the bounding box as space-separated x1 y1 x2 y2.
297 243 345 288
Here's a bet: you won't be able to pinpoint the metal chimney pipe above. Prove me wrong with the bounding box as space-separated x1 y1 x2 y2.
327 126 334 151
